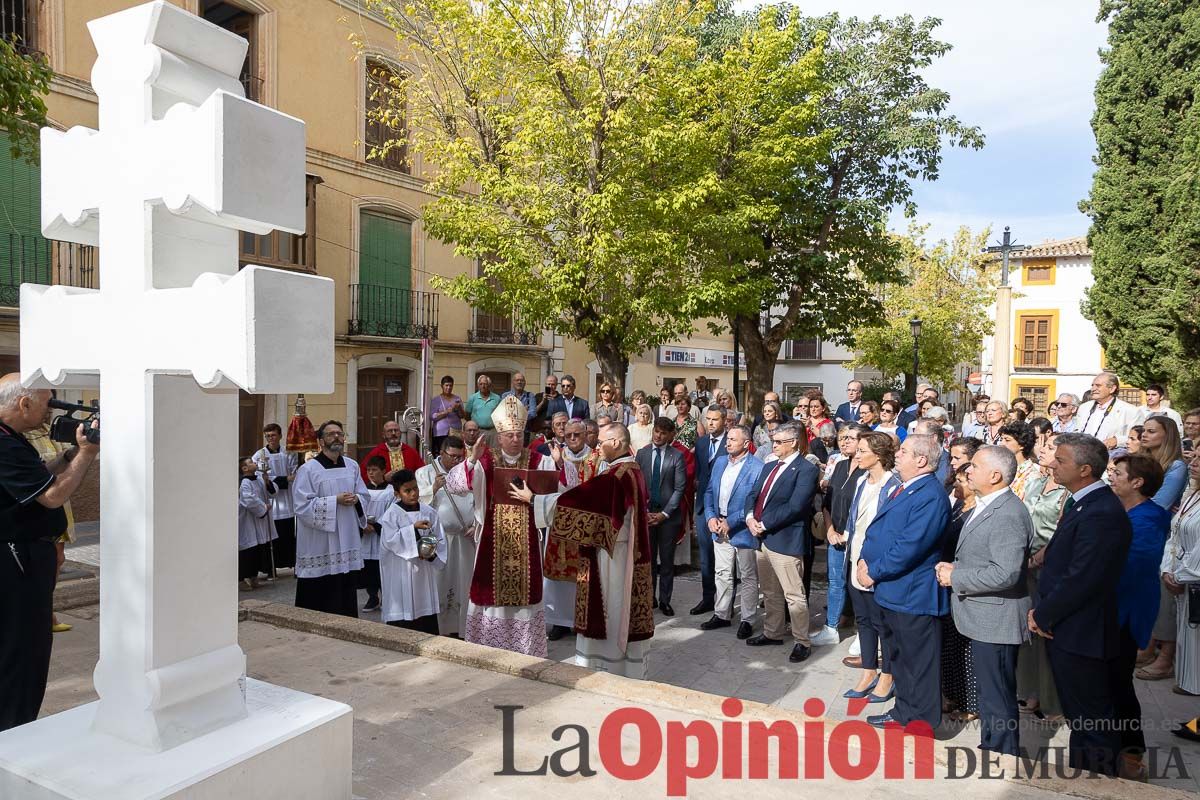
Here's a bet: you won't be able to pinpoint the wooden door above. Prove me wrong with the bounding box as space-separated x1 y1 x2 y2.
238 390 265 459
357 368 411 457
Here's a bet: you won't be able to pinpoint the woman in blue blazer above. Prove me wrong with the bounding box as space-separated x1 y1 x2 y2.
843 433 902 702
1109 454 1172 780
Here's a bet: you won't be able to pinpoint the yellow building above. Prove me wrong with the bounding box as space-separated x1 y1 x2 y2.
0 0 737 458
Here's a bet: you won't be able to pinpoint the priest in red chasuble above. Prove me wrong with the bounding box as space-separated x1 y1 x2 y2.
445 395 575 657
514 422 655 678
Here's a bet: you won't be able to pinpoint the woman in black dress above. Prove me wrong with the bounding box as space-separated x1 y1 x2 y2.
941 463 979 720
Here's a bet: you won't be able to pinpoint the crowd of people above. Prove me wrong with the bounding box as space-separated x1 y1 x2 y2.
233 369 1200 778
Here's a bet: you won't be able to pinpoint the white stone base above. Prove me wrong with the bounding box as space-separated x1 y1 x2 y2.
0 679 352 800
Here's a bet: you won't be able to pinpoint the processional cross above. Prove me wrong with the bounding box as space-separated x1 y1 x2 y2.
21 1 333 750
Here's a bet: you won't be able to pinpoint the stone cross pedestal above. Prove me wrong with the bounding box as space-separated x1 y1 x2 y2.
0 3 351 798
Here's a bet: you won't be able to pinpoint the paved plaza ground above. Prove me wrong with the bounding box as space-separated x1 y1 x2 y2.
58 538 1200 797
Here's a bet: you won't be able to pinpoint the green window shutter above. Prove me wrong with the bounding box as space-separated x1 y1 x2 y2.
358 210 412 330
0 130 49 297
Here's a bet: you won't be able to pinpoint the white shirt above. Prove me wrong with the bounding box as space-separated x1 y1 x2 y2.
1076 396 1137 445
1070 479 1106 504
1137 405 1183 432
717 452 751 516
964 486 1010 526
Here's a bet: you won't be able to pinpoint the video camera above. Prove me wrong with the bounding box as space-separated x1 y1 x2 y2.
48 398 100 446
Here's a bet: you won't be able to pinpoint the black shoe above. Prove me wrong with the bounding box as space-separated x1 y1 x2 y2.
659 602 675 617
736 621 753 640
746 634 783 646
699 615 731 631
547 625 570 641
1172 723 1200 743
789 643 811 663
867 712 897 728
690 601 715 615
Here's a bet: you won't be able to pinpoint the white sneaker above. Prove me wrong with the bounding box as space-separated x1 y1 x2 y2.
848 635 861 657
810 626 840 646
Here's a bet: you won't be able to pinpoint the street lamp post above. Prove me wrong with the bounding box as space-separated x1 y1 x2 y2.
910 317 922 398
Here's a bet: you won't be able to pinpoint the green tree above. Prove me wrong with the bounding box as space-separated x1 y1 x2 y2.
1083 0 1200 404
850 225 996 394
360 0 828 387
0 37 51 162
693 10 983 413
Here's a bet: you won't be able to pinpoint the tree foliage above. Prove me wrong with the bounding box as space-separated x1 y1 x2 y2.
1083 0 1200 404
0 37 51 163
850 225 996 392
696 10 983 412
360 0 828 385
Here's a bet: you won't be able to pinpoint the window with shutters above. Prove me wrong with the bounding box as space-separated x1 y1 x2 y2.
1014 383 1053 415
350 209 438 339
202 1 263 102
1021 258 1055 286
782 337 821 361
1015 311 1058 370
238 174 318 272
365 60 408 173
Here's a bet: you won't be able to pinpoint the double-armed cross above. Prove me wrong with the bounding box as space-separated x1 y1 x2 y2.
20 1 333 751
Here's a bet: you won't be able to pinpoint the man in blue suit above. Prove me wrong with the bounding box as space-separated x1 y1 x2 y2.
857 433 951 729
1030 433 1132 777
834 380 864 429
690 405 728 615
699 425 764 638
545 374 590 421
744 421 822 663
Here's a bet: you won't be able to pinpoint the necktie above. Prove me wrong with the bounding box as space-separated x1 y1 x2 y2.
650 447 662 510
1063 495 1076 516
754 461 784 518
709 437 720 462
888 484 904 501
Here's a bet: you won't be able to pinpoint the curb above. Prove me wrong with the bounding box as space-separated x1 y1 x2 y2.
241 599 1189 800
54 577 99 611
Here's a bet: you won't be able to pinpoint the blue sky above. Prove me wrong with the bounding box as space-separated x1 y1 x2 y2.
734 0 1109 247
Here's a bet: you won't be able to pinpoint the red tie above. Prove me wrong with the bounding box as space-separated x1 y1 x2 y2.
889 484 904 501
754 462 784 518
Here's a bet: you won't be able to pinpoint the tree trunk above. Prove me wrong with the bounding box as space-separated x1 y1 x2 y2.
734 314 780 418
592 337 630 398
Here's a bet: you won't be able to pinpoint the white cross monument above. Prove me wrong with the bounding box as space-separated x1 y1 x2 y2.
0 3 352 798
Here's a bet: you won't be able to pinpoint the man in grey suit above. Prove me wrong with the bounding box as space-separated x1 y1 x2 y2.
936 445 1034 757
635 417 686 616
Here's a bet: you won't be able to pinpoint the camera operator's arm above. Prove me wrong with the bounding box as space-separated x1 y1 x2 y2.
37 424 98 509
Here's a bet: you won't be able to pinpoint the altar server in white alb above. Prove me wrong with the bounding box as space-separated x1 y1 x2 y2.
238 456 277 591
417 435 476 637
253 422 299 571
379 469 447 634
360 456 394 613
293 419 370 618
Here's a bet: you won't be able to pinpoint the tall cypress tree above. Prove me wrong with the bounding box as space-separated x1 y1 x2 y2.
1083 0 1200 404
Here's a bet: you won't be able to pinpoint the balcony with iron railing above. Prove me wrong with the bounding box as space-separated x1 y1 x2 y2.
1013 346 1058 372
0 234 98 306
1 0 40 57
348 284 439 339
468 310 539 345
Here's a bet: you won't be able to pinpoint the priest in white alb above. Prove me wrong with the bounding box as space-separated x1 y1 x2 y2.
416 434 477 637
445 396 575 656
513 422 655 678
293 419 370 618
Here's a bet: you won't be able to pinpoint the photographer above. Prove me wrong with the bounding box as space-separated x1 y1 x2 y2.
0 375 98 732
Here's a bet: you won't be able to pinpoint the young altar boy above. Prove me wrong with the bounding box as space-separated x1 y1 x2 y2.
238 456 277 591
360 456 392 612
378 469 446 634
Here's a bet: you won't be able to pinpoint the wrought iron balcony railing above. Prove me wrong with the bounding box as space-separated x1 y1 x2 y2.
348 284 439 339
468 325 539 345
0 234 99 306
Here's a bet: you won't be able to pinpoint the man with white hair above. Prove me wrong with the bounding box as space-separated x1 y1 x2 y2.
936 445 1035 757
912 417 952 484
1075 373 1138 450
0 375 99 731
857 433 952 730
1053 393 1080 433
